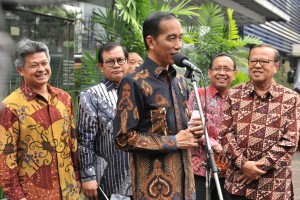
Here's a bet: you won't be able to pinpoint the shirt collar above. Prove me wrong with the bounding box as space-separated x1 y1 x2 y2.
207 84 220 98
103 78 118 91
20 81 57 101
245 80 277 98
141 57 177 78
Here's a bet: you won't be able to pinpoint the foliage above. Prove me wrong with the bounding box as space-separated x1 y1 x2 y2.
0 186 4 199
26 5 75 18
231 70 250 86
274 62 292 88
184 2 261 86
90 0 199 58
78 51 103 89
85 1 262 89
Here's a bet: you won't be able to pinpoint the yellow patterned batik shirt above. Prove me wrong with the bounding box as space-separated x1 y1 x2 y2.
0 82 80 200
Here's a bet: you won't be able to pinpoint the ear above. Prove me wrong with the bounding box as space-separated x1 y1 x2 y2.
232 67 238 79
16 67 23 76
98 63 104 72
207 69 211 79
146 35 155 50
274 61 280 72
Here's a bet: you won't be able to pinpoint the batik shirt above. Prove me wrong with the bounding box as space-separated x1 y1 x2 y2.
187 84 225 177
220 81 300 200
77 79 131 196
114 57 196 200
0 82 80 200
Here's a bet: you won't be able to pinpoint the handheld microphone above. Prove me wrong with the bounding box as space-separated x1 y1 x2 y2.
173 52 202 74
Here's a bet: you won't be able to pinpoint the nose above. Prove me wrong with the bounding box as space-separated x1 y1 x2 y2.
174 38 182 50
37 64 46 70
112 62 121 68
253 61 263 68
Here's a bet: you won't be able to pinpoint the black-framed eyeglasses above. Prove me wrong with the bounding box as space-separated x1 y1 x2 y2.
248 58 276 67
105 57 127 67
210 67 235 73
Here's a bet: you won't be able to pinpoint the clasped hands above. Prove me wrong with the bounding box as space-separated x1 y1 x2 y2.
238 161 267 185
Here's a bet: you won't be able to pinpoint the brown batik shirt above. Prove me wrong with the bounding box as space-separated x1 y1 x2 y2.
113 57 196 200
220 81 300 200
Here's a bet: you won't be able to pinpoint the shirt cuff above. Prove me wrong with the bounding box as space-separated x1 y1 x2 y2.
162 135 177 151
234 155 248 170
80 166 96 182
257 157 272 171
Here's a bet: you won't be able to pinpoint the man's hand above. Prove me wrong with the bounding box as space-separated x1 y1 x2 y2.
237 173 256 185
214 144 226 163
176 129 198 149
77 180 81 193
241 161 267 180
81 180 98 199
188 115 203 137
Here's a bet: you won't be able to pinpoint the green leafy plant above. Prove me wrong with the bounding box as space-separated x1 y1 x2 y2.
0 186 4 199
90 0 199 58
184 2 261 86
231 70 250 86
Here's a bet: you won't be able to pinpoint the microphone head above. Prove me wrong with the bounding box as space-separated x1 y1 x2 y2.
173 52 189 67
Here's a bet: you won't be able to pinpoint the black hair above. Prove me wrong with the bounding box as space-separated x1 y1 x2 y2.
97 43 128 63
248 44 280 62
142 12 177 50
209 52 237 70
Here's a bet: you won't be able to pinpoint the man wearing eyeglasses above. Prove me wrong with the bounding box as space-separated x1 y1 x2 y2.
187 53 236 200
220 44 300 200
77 43 132 199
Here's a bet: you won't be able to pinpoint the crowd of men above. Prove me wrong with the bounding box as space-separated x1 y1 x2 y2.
0 11 299 200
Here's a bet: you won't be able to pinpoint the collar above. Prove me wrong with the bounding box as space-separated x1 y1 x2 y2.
207 84 220 98
245 81 277 98
20 82 56 101
141 57 177 79
103 78 118 91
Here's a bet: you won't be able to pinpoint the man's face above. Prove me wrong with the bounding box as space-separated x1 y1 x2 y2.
208 56 236 93
99 46 128 83
16 52 51 90
147 18 182 69
248 47 279 86
127 52 143 74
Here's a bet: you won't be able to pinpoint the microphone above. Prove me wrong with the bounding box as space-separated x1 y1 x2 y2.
173 52 201 74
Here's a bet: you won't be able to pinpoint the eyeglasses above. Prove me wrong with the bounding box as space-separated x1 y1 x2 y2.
248 58 276 67
210 67 235 73
105 57 127 67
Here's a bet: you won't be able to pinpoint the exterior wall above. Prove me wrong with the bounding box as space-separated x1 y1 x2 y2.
243 0 300 54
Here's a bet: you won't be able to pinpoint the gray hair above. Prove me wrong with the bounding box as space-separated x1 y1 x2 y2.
15 39 50 68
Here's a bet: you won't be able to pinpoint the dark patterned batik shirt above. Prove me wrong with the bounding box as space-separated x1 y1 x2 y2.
220 81 300 200
77 79 131 197
114 57 196 200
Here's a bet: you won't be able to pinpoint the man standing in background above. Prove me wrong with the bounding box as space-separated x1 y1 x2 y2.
188 53 236 200
220 44 300 200
77 43 132 199
127 52 143 74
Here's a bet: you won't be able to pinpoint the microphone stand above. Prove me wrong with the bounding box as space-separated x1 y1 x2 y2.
188 71 223 200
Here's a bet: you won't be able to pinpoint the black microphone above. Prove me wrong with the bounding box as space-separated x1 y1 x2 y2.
173 52 201 74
